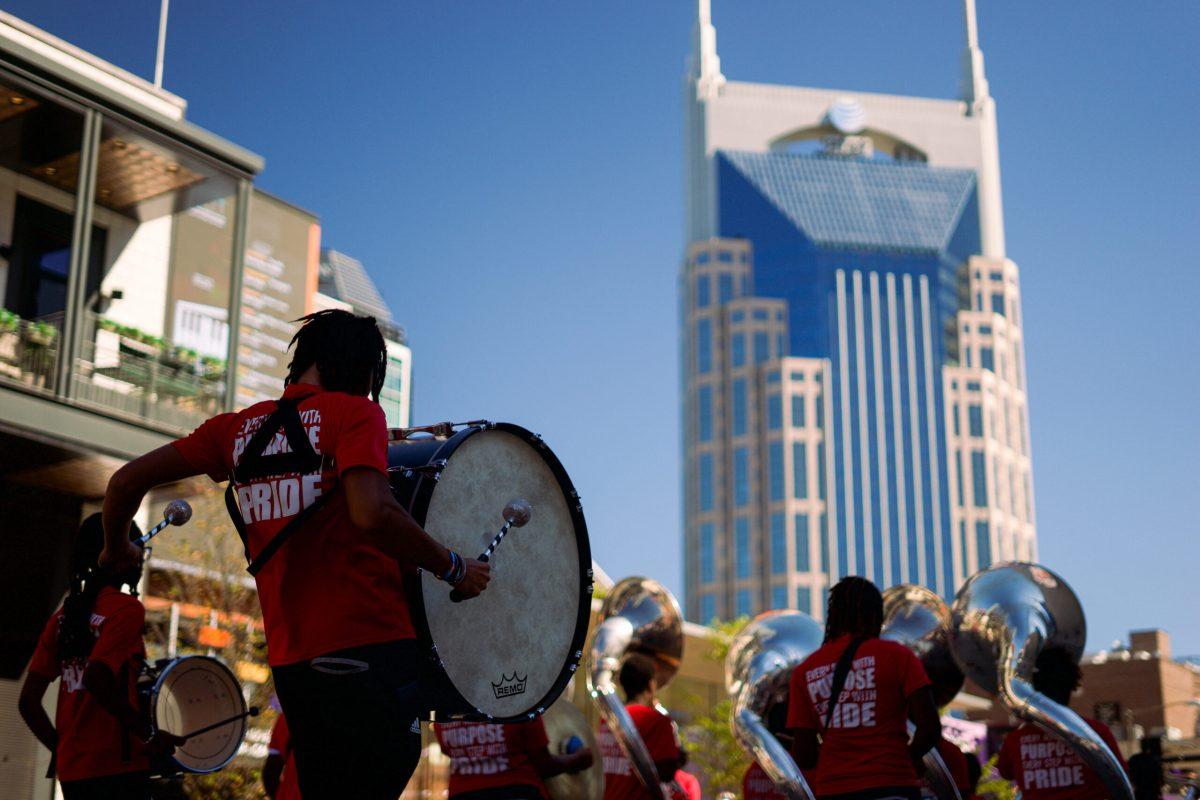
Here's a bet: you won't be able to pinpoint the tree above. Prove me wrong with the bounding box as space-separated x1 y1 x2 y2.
677 617 751 796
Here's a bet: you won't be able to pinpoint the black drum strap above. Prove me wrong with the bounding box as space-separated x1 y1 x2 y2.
224 397 332 576
822 636 867 733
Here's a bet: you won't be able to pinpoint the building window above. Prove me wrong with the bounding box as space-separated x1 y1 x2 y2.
796 588 811 615
698 386 713 442
718 251 733 264
980 347 995 371
991 293 1006 316
732 379 748 435
700 594 716 623
817 442 827 500
772 586 787 610
699 453 714 511
955 451 965 506
731 310 745 323
696 319 712 374
719 273 734 302
971 451 988 507
791 371 805 382
754 331 770 364
696 251 711 265
736 589 753 618
976 521 992 567
792 442 808 499
696 275 711 309
731 333 746 368
770 512 786 575
794 513 810 572
736 517 751 579
766 371 781 384
819 516 829 571
791 394 806 428
768 442 785 501
767 394 782 430
734 448 749 507
968 404 984 437
700 523 715 583
816 393 824 428
952 403 960 436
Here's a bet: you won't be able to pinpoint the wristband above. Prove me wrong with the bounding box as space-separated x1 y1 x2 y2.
438 551 464 584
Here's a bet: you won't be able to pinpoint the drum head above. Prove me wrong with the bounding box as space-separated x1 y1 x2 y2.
153 656 247 773
419 426 589 720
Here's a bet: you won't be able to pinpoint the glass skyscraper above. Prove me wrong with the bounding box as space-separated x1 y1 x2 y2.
682 0 1035 623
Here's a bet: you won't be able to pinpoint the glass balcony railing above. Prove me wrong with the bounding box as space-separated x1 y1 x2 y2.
0 310 62 395
70 313 226 432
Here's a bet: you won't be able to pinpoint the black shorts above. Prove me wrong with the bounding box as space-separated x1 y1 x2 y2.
272 639 423 800
60 770 150 800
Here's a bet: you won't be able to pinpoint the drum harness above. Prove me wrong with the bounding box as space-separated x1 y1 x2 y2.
223 396 333 576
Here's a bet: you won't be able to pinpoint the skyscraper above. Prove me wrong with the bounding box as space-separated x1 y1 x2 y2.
681 0 1035 624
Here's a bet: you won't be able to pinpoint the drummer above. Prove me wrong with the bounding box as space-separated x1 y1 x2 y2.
17 514 182 799
597 654 683 799
98 309 491 798
433 716 594 799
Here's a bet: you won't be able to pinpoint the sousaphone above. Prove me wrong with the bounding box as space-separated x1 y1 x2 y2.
587 577 683 800
949 562 1133 800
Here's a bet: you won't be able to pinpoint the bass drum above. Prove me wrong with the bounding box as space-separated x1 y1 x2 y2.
388 421 592 722
140 656 247 774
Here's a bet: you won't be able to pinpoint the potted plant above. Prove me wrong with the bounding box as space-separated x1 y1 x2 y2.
97 317 120 334
201 356 226 381
24 321 57 348
0 309 19 363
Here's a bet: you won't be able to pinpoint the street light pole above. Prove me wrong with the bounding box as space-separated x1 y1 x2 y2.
153 0 170 88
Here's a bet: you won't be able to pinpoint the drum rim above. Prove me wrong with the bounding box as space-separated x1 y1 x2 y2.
394 421 593 722
151 655 247 774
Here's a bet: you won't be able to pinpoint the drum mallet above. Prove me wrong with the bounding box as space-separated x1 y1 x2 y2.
138 499 193 546
181 706 260 740
450 499 532 603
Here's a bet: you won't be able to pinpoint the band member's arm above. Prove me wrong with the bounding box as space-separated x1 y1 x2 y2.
82 661 184 753
529 745 594 778
262 753 285 798
905 686 940 768
789 729 820 771
342 468 490 597
100 444 203 572
17 674 56 753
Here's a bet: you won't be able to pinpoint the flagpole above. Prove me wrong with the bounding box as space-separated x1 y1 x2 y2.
154 0 170 88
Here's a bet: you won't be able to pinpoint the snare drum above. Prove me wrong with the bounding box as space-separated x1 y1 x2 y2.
388 421 592 722
139 656 248 774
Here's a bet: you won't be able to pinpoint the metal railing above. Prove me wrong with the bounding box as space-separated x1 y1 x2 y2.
0 313 62 395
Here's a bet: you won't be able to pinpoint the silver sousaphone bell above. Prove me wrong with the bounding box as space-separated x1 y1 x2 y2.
949 562 1133 800
725 610 824 800
881 585 965 800
587 577 683 800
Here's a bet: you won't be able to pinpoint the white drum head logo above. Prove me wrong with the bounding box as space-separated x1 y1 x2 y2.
827 97 867 134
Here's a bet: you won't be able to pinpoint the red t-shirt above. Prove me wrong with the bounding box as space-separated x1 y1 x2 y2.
172 383 414 666
743 761 788 800
996 718 1128 800
267 714 301 800
598 704 682 800
786 635 931 796
434 718 551 798
920 738 972 799
673 770 700 800
27 587 150 782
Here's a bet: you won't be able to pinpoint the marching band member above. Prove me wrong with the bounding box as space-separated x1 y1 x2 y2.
433 716 594 799
996 646 1128 799
743 760 787 800
597 654 683 800
18 514 181 800
264 712 301 800
98 309 490 799
786 577 941 800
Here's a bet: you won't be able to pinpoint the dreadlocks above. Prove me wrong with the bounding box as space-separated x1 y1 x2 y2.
823 576 884 643
285 309 387 400
58 514 142 662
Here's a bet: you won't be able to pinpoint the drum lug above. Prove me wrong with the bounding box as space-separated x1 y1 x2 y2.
401 459 448 481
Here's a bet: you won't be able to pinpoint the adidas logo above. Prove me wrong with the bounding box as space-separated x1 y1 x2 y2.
491 672 527 699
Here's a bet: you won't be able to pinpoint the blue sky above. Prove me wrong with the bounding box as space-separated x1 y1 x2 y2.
14 1 1198 654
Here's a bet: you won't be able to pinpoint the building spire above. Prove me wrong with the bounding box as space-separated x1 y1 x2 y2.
691 0 724 98
961 0 989 111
